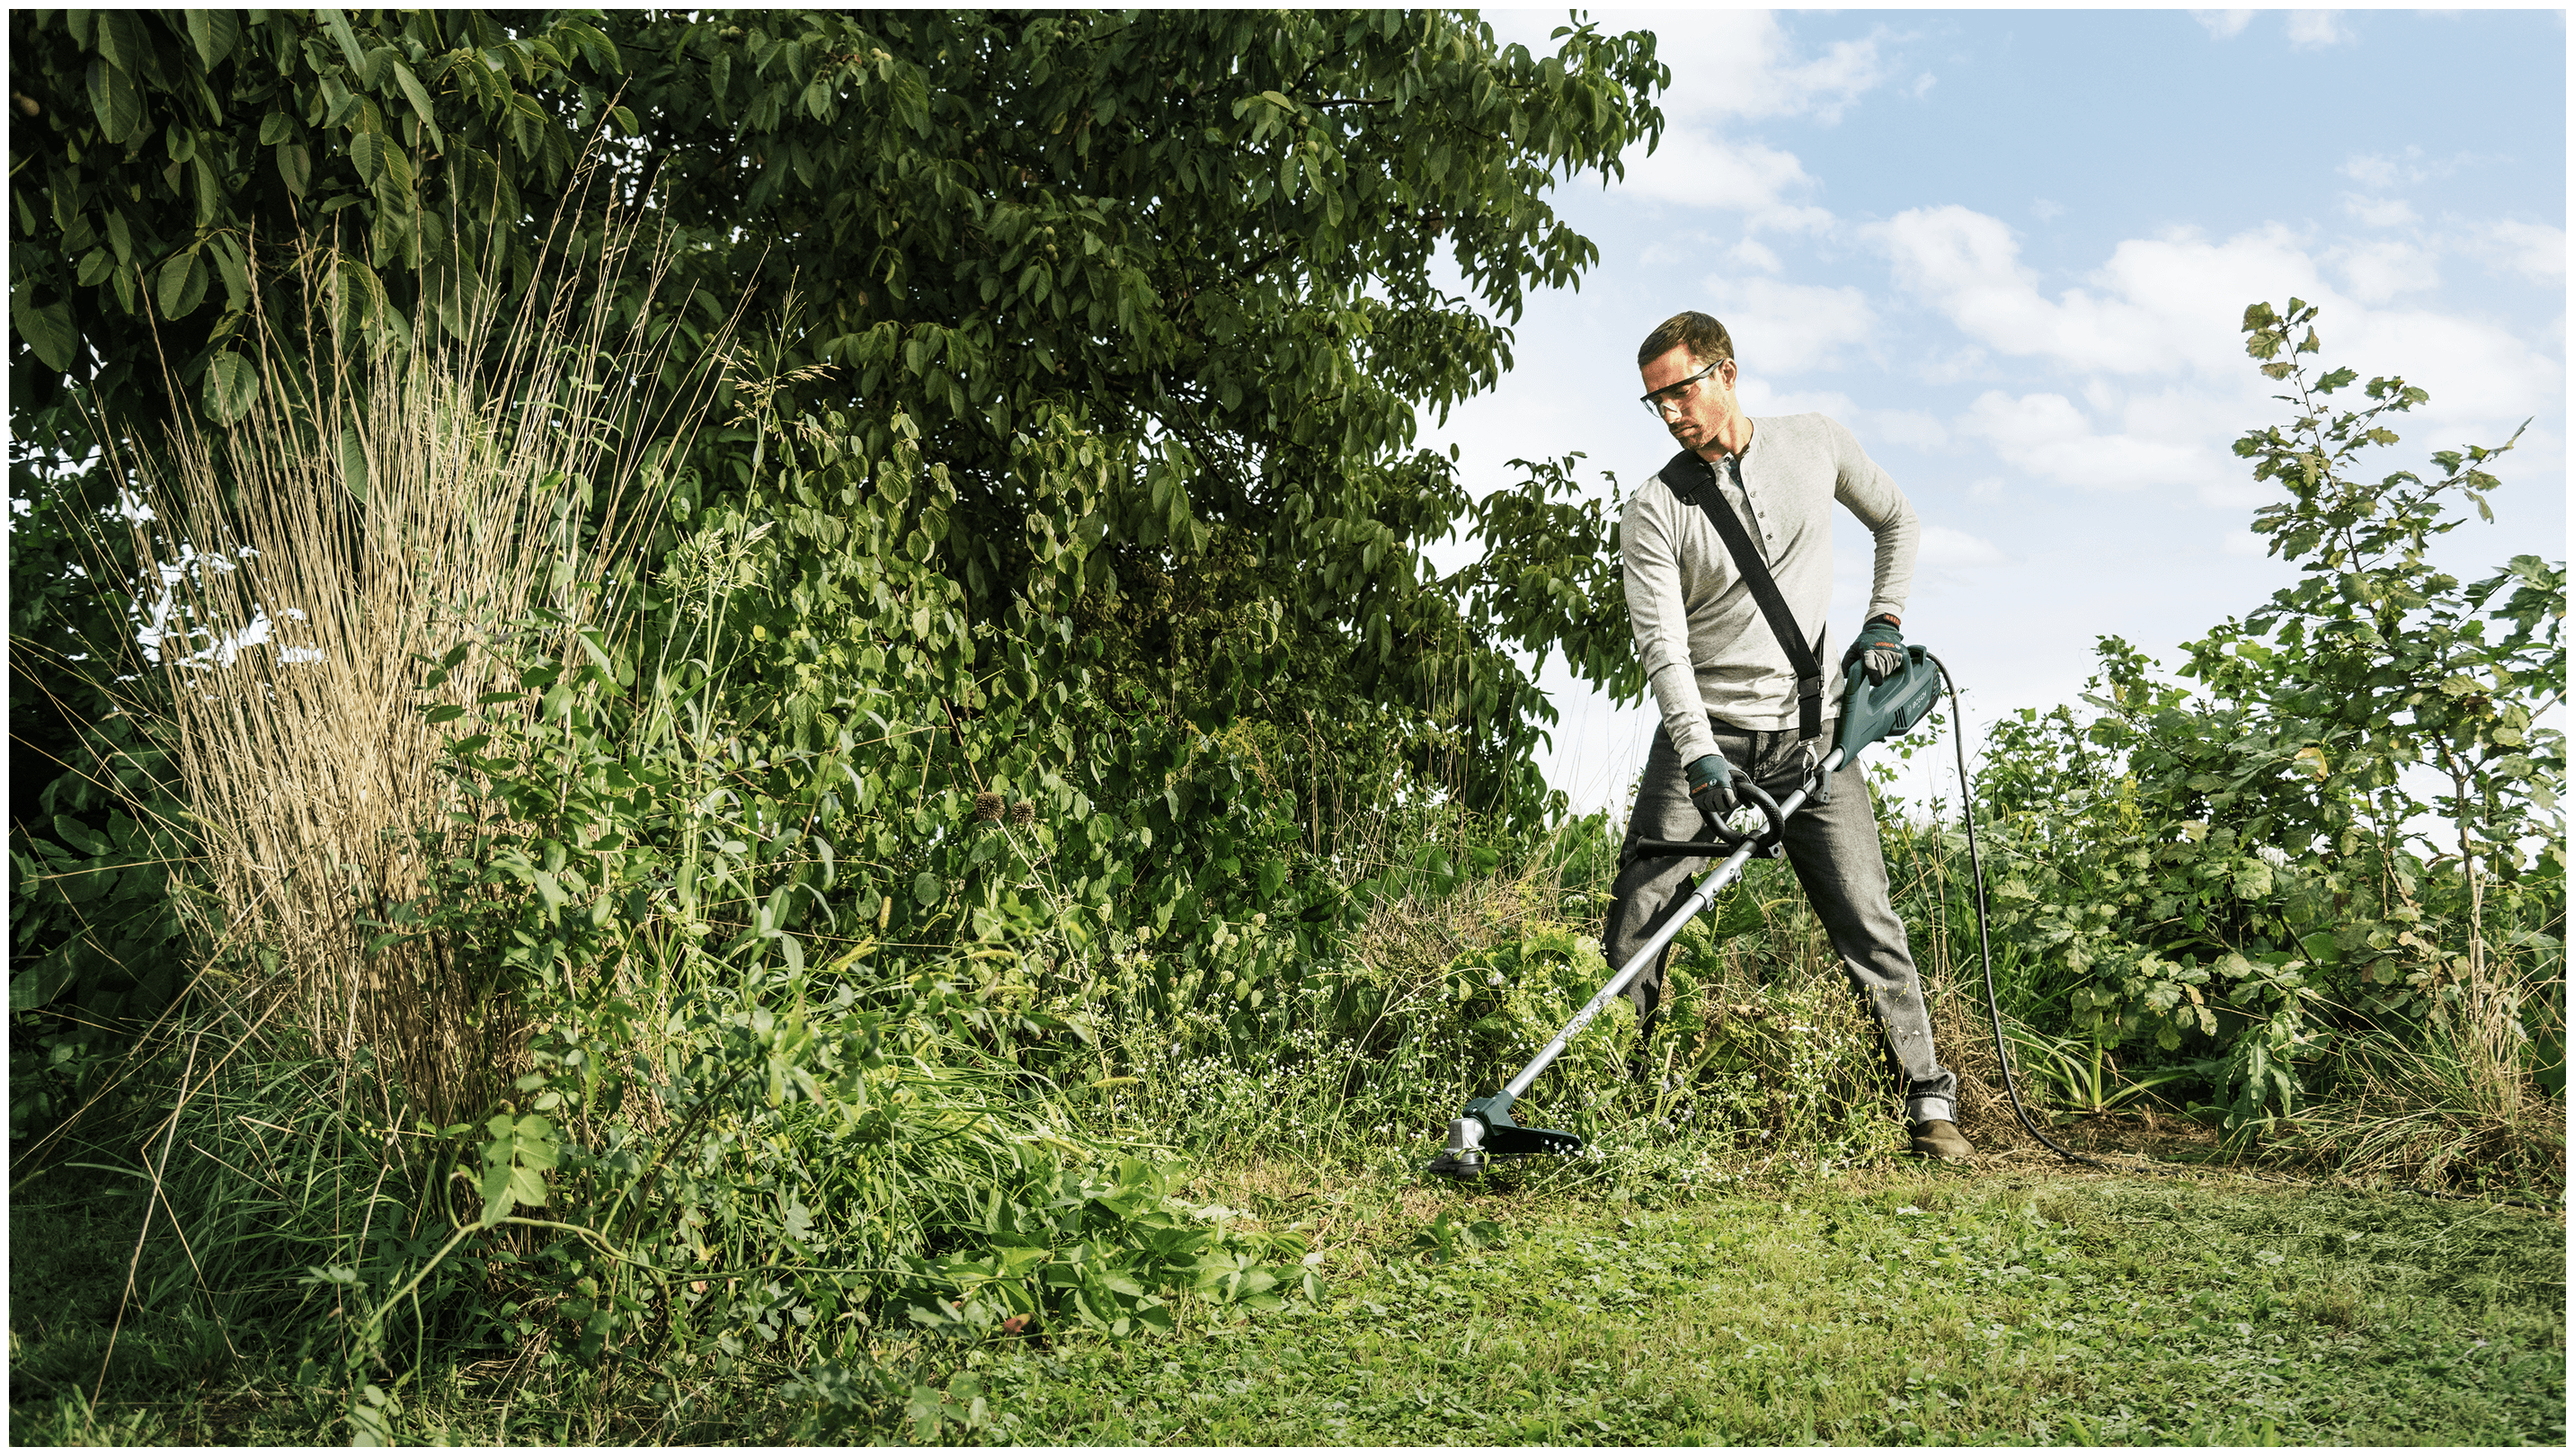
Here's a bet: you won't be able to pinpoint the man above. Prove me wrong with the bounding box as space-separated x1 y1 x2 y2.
1612 309 1974 1162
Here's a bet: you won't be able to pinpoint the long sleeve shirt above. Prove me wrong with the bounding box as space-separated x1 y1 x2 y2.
1620 412 1919 766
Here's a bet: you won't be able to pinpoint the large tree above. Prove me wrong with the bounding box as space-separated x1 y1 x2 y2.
10 10 1661 1008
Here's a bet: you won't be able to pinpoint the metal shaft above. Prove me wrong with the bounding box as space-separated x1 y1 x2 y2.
1501 748 1842 1101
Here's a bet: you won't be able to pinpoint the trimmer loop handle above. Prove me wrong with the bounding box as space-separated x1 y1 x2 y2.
1633 771 1795 865
1709 777 1789 857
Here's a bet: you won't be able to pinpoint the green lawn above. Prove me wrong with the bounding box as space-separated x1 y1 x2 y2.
13 1159 2565 1444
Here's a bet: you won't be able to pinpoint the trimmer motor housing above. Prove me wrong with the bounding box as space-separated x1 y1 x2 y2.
1834 645 1940 770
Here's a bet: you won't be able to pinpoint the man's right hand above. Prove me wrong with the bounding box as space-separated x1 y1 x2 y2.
1685 753 1736 827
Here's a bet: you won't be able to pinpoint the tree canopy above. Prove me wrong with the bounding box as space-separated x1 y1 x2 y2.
10 8 1666 1013
13 8 1660 796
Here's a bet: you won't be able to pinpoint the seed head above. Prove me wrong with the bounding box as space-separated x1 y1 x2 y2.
972 791 1005 822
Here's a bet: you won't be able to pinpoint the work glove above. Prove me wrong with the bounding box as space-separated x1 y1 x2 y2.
1684 753 1736 827
1842 615 1906 687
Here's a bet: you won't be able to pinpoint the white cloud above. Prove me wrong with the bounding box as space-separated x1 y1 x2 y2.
1872 200 2555 429
2331 239 2440 304
1957 391 2221 494
2219 529 2270 557
2454 219 2566 282
1967 477 2005 503
1856 201 2557 513
1632 12 1896 125
2032 199 2064 221
1504 11 1916 226
1620 130 1834 230
2286 11 2355 49
1730 238 1784 275
1920 525 2006 568
1918 344 1995 386
2340 194 2419 228
1735 382 1852 419
2194 10 2256 39
2339 146 2470 190
1947 304 2557 503
2331 306 2562 428
1863 410 1950 452
1697 276 1879 375
1875 206 2323 377
1730 383 1947 452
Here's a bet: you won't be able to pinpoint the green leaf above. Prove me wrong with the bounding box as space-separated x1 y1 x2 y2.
477 1113 560 1226
320 8 369 73
85 59 143 145
51 815 111 857
340 425 370 502
10 961 77 1012
391 61 440 133
477 1163 518 1227
208 236 252 310
155 253 208 320
95 11 149 74
185 10 240 70
202 351 258 423
12 290 77 372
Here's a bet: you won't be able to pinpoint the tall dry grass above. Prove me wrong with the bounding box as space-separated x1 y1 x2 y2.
115 199 725 1125
2281 953 2567 1196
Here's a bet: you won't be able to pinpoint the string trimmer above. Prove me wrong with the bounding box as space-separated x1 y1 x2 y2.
1425 645 2101 1177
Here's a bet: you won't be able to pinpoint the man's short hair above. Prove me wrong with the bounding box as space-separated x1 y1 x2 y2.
1637 311 1735 371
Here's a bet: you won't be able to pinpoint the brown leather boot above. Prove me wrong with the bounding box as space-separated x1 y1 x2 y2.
1909 1118 1976 1162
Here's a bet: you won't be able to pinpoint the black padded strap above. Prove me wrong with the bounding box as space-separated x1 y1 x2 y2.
1657 448 1826 740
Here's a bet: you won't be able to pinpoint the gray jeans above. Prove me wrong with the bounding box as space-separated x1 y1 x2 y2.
1603 718 1958 1123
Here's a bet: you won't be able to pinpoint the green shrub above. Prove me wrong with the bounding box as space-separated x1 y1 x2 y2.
1923 301 2563 1175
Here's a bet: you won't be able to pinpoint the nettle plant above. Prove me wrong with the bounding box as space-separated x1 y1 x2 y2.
1971 300 2564 1130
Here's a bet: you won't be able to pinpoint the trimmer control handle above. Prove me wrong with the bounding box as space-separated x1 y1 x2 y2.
1637 777 1795 861
1733 779 1789 857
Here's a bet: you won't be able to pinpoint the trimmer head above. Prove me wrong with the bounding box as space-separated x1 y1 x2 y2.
1425 1092 1581 1179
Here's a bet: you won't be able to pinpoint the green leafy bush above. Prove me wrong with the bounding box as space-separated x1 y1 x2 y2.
1949 301 2562 1182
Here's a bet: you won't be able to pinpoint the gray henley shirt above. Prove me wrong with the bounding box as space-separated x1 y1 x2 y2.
1621 412 1919 766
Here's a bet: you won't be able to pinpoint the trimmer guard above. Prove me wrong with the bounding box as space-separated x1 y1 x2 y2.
1425 1091 1581 1178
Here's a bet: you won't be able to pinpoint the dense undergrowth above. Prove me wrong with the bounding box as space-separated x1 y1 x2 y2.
6 11 2562 1439
13 275 2565 1442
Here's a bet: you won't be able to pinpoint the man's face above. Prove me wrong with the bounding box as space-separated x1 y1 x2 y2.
1639 345 1739 453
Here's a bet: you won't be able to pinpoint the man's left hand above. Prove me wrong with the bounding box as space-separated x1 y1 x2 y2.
1842 616 1905 686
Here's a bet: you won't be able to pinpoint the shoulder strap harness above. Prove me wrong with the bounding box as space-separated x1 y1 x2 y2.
1656 448 1827 741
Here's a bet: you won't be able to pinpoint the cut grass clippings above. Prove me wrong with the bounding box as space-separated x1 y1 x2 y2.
13 1154 2563 1444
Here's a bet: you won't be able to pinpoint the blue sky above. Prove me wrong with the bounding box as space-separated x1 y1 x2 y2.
1425 7 2568 816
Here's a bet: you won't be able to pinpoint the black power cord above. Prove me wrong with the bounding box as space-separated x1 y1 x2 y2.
1925 651 2109 1169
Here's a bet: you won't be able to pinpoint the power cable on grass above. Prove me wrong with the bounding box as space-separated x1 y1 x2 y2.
1930 652 2140 1174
